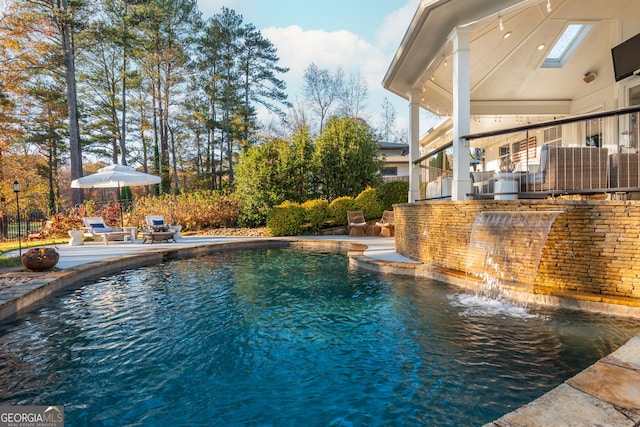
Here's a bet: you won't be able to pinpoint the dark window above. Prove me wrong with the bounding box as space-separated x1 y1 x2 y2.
381 167 398 176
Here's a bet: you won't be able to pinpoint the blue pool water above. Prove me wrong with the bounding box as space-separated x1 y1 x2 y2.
1 248 640 426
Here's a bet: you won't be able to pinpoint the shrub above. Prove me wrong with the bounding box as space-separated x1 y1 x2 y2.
83 200 121 226
130 191 239 231
47 204 113 238
313 117 384 200
48 212 84 237
266 201 307 236
327 196 357 226
355 188 384 220
236 134 313 227
302 199 329 232
377 181 409 210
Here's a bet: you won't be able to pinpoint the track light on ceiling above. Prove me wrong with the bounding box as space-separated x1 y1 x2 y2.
547 0 551 13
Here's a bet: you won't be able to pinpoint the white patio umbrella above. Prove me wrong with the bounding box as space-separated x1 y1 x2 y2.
71 164 161 226
70 164 161 189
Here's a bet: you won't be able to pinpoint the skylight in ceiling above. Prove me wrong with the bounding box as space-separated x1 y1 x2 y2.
542 24 592 68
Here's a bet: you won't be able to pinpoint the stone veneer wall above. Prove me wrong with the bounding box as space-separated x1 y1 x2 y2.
394 200 640 299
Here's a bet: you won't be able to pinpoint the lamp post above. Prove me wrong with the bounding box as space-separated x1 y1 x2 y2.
13 180 21 257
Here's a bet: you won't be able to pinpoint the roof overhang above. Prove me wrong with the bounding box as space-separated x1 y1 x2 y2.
383 0 640 120
383 0 534 100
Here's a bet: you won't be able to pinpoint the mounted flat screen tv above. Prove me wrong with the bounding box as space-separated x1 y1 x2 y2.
612 32 640 82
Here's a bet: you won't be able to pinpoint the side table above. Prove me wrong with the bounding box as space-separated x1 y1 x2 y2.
123 226 138 242
170 225 182 239
494 172 520 200
68 229 84 246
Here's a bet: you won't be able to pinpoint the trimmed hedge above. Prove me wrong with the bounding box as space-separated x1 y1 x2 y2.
266 201 307 236
377 181 409 210
355 187 384 220
327 196 357 226
302 199 329 232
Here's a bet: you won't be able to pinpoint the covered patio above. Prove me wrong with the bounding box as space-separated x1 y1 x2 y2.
383 0 640 201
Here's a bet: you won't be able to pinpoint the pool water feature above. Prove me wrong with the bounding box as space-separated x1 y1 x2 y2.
1 248 639 426
466 210 562 299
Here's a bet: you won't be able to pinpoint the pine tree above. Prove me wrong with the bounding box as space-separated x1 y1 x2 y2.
20 0 94 205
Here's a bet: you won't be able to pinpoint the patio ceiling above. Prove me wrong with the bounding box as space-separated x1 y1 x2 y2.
383 0 640 121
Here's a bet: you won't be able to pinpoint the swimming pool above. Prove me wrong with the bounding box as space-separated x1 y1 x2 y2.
1 248 639 426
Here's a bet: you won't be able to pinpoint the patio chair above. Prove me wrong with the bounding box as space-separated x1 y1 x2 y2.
375 210 395 238
471 171 496 197
82 217 131 246
142 215 177 244
347 210 368 237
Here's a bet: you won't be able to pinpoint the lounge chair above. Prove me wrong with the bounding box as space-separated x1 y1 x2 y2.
347 210 368 237
82 217 131 246
142 215 177 243
375 210 395 238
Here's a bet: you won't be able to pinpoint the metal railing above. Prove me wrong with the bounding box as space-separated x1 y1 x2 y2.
383 176 410 183
423 166 454 199
417 106 640 199
415 142 454 200
0 211 48 242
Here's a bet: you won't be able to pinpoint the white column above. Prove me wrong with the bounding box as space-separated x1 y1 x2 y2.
408 87 422 202
450 26 473 200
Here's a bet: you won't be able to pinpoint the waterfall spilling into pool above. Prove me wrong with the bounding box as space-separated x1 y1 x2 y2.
466 210 562 302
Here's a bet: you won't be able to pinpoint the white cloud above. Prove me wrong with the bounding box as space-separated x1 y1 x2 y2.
262 25 386 99
260 24 409 134
376 0 421 51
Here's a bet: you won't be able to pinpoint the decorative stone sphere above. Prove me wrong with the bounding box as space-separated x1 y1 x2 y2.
21 247 60 272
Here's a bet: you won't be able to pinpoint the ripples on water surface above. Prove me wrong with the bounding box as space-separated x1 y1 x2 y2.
1 249 639 426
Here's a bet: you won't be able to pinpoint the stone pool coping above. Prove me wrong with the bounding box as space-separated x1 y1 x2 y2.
1 235 640 426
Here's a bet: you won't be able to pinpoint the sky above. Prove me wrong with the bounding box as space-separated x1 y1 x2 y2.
195 0 429 139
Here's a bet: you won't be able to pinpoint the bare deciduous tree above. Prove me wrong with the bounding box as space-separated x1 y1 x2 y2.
302 63 344 133
339 70 368 119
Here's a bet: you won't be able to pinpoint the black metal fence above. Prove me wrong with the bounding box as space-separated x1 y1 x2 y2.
0 211 49 242
0 200 130 243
